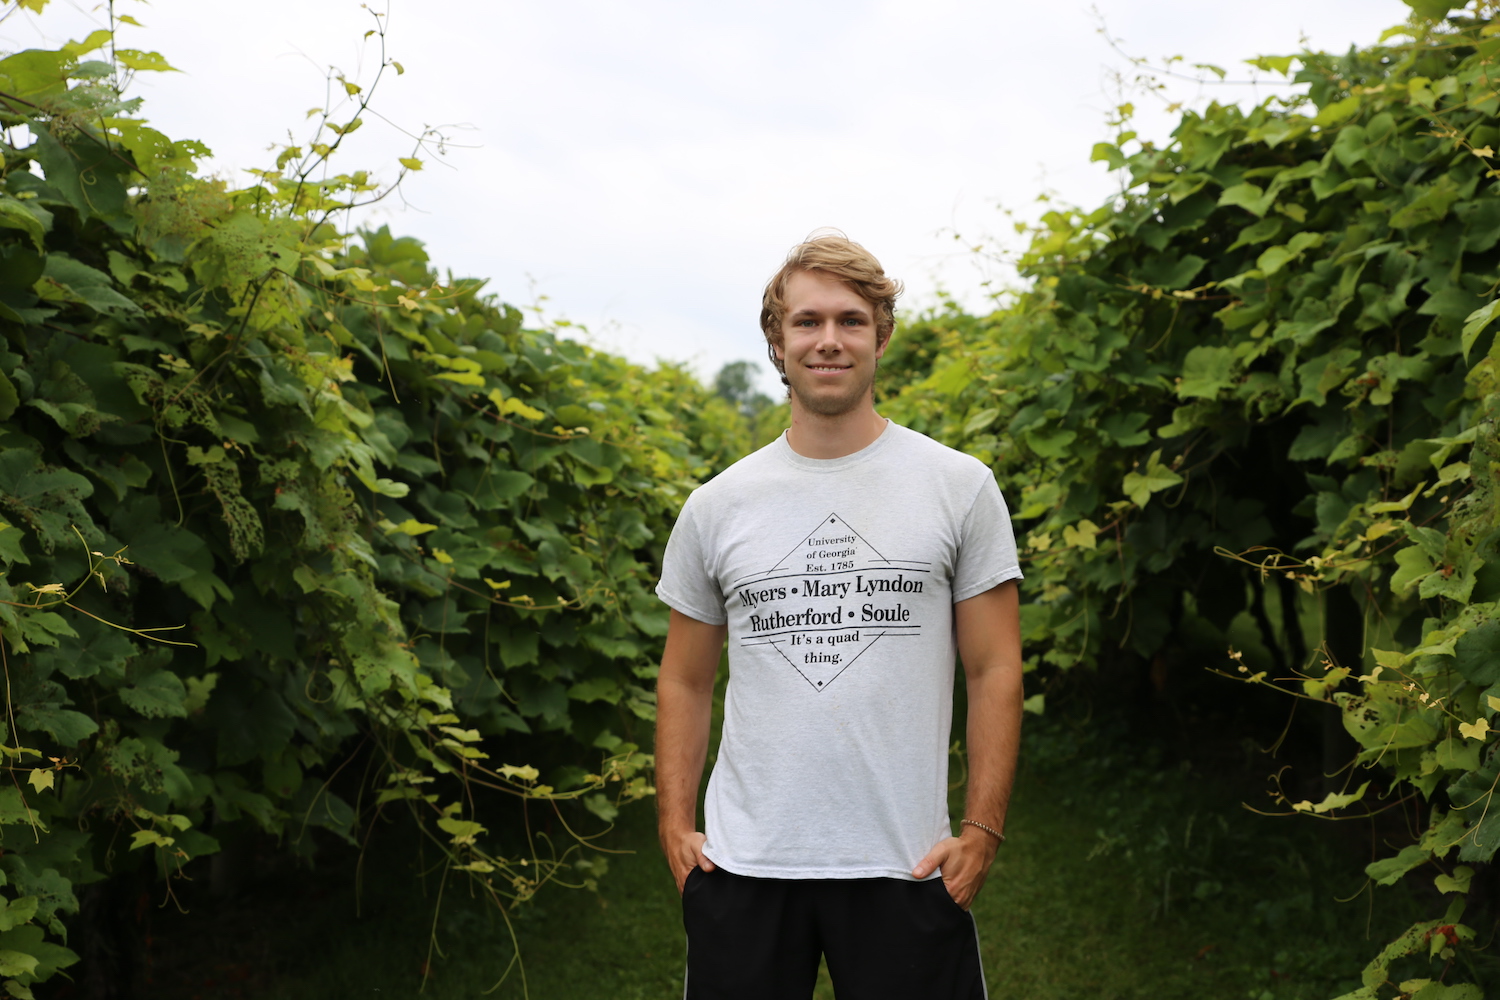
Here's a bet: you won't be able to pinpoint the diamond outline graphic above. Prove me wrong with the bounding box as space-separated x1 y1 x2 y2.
735 512 929 693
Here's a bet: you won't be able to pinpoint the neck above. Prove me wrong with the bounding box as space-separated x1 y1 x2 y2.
784 398 887 459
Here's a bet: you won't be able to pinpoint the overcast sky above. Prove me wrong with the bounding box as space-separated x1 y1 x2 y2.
6 0 1409 394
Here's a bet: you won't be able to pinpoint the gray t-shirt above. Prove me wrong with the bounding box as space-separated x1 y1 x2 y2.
656 421 1022 880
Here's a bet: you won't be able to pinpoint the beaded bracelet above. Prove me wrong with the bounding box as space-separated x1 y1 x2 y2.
960 818 1005 843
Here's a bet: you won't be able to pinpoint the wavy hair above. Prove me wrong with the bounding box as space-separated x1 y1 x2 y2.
759 231 903 387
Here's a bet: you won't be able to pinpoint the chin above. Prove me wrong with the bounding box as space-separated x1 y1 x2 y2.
791 387 869 418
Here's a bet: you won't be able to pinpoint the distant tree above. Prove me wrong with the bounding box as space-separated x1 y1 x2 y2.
713 360 774 418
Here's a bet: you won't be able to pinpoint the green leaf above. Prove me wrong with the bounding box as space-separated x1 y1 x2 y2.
119 667 188 719
1291 781 1370 814
1137 254 1205 290
116 505 225 606
1122 450 1183 508
35 616 133 682
0 49 68 101
1024 428 1076 459
1177 346 1235 399
1227 217 1282 250
1014 483 1060 519
0 198 45 251
1461 299 1499 360
471 470 534 508
1337 687 1440 752
0 923 77 978
1257 232 1322 276
1369 482 1424 514
13 611 77 649
1455 623 1500 687
500 397 545 421
112 49 180 72
353 467 410 498
0 450 95 552
58 28 112 59
963 407 1000 436
0 523 28 567
1365 844 1430 885
1257 245 1295 275
1402 0 1455 19
1412 985 1483 1000
1401 522 1447 563
567 678 622 704
1218 183 1273 216
295 788 357 842
36 255 141 317
582 793 618 823
1090 143 1126 171
1435 866 1474 894
1245 54 1295 77
0 950 37 979
29 127 129 225
182 673 218 714
15 704 97 747
433 370 484 387
1435 736 1481 771
1312 94 1363 127
385 519 439 536
0 790 40 827
0 371 16 425
1099 412 1150 447
128 829 171 851
435 817 486 844
1061 519 1098 551
0 897 37 935
1390 178 1462 229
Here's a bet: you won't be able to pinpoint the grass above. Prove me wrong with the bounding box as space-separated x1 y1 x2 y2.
129 734 1418 1000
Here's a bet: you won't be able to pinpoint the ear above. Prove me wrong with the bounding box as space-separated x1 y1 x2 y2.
875 331 891 359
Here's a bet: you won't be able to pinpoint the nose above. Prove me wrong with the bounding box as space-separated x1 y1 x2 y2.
814 320 843 352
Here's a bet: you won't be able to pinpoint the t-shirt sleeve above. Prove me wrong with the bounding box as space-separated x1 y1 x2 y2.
951 472 1024 603
655 496 729 625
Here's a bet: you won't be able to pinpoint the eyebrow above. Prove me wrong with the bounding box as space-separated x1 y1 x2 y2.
788 306 871 318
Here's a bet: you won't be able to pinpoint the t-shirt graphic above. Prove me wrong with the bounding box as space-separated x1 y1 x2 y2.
736 512 928 692
656 422 1022 880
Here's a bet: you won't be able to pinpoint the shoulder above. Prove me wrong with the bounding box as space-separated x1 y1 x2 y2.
884 422 992 482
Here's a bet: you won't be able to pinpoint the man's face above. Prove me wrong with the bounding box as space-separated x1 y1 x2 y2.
775 270 887 418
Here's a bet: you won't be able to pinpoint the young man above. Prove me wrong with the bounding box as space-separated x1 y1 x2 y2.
655 233 1024 999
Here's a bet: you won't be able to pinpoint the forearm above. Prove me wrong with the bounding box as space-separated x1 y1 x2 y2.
655 673 713 845
653 611 724 858
961 658 1023 835
955 579 1023 839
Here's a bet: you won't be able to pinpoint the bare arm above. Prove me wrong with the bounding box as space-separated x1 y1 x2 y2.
911 579 1023 908
655 609 727 893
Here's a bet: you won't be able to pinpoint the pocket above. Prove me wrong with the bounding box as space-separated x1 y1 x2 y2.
928 875 968 915
681 864 704 899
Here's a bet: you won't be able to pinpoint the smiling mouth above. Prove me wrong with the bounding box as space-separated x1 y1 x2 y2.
807 365 850 372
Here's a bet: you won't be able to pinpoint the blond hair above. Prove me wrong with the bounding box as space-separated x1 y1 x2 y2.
759 232 903 386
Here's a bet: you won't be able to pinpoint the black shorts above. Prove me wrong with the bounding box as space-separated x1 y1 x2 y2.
680 867 987 1000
